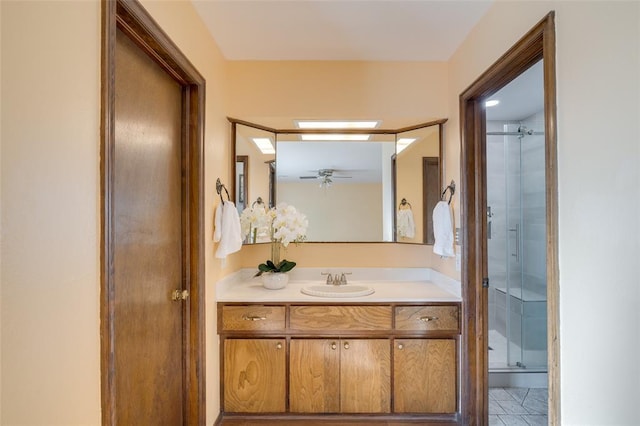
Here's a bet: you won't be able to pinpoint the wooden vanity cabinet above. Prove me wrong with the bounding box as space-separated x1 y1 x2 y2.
218 302 460 421
394 338 456 413
290 338 390 414
223 338 286 413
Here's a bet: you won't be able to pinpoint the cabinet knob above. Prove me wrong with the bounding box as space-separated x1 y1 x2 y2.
418 316 438 323
343 342 350 350
276 342 282 350
331 342 337 350
397 343 404 350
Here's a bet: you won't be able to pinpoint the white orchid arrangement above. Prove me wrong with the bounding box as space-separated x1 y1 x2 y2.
239 203 271 244
240 202 308 275
269 203 308 247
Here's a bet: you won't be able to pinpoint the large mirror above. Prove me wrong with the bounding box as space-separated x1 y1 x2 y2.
231 118 445 244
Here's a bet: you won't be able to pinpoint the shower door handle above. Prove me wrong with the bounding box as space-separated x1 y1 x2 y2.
509 224 520 262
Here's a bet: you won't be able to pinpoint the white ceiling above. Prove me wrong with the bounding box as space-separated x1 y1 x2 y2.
192 0 494 61
486 60 544 121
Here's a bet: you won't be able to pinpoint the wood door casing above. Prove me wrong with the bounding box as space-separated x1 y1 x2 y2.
290 339 340 413
113 27 184 425
394 339 456 413
459 12 558 424
340 339 391 414
224 339 287 413
101 1 206 424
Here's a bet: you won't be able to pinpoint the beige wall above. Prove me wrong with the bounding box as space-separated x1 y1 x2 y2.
0 0 3 419
1 1 102 423
227 61 449 129
447 2 639 424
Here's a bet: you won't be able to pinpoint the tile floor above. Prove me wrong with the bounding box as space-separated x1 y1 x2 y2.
489 387 548 425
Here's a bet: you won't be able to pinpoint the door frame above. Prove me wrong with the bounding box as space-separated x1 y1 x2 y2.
100 0 206 424
459 12 559 424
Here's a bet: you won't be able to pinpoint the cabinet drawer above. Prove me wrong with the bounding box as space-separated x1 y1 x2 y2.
221 305 286 331
395 305 459 332
290 305 392 331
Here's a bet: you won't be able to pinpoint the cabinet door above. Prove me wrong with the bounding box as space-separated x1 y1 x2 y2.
340 339 391 413
394 339 456 413
290 339 340 413
223 339 286 413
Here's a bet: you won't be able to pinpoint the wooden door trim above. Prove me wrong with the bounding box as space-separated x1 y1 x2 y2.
459 12 559 424
100 1 206 425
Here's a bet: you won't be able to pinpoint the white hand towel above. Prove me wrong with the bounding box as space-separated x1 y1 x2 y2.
213 202 222 242
397 209 415 239
433 201 455 257
214 201 243 259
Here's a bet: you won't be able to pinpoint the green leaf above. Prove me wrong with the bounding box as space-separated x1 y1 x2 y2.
278 260 296 273
258 263 272 272
255 258 297 276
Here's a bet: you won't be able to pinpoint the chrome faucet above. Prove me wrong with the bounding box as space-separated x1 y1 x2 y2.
321 272 334 285
321 272 351 286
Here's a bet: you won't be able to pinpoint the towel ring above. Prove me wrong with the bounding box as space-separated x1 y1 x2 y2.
216 178 231 204
441 180 456 205
252 197 264 208
399 198 412 209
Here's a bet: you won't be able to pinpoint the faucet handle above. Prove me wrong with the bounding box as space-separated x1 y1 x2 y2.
321 272 333 285
339 272 352 285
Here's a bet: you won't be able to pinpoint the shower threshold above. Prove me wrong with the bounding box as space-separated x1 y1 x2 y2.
489 369 548 388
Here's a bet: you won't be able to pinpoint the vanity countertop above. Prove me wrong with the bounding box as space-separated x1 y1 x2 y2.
216 268 461 303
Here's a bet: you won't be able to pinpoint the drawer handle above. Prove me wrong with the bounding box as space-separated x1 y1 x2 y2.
276 342 283 350
398 343 404 350
331 342 337 350
242 315 267 321
418 316 439 322
344 342 350 350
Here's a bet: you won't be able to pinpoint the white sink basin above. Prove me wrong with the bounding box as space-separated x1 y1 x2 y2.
301 284 375 298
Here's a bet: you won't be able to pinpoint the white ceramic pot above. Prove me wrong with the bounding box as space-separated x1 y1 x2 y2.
261 272 289 290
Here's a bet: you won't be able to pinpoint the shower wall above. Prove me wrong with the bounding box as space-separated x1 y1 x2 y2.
487 111 547 369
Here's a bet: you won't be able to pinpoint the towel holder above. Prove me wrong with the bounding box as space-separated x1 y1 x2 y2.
216 178 231 204
251 197 265 208
399 198 412 209
441 180 456 205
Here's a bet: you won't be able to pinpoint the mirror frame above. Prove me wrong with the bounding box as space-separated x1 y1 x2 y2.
229 117 447 244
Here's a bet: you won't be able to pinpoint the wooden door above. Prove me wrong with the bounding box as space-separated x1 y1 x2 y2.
112 28 186 425
290 339 340 413
394 339 456 413
102 1 205 425
340 339 390 413
224 339 286 413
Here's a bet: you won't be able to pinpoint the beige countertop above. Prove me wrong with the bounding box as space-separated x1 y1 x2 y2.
216 268 461 303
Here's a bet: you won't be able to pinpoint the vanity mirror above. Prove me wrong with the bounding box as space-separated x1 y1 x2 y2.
229 118 446 244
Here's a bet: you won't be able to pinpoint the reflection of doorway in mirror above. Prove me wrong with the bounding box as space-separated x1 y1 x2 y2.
235 155 248 214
